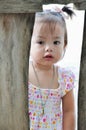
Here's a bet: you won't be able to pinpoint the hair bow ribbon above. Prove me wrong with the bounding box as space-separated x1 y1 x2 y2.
42 4 74 19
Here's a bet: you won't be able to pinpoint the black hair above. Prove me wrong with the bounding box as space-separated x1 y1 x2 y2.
62 6 75 18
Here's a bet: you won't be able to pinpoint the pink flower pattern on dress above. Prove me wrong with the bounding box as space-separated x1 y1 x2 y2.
28 67 75 130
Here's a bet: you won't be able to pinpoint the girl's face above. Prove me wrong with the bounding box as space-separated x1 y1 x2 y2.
30 21 66 67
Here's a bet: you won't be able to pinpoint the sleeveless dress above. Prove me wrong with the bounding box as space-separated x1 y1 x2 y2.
28 67 75 130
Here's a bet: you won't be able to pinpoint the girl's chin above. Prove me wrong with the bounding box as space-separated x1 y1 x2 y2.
32 59 57 66
42 62 55 67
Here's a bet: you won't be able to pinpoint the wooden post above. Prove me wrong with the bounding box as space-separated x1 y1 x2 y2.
78 11 86 130
0 13 35 130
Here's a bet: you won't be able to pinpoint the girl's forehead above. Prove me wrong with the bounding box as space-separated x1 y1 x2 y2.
33 21 64 36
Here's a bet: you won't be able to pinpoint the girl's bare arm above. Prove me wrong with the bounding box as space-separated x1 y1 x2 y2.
62 90 75 130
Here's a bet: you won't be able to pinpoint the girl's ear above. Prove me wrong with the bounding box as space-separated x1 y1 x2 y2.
61 48 66 59
63 45 67 56
64 39 67 47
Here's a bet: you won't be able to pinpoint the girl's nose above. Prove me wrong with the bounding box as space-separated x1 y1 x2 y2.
45 44 53 52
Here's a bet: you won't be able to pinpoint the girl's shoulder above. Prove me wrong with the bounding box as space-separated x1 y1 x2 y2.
55 65 75 97
57 65 75 81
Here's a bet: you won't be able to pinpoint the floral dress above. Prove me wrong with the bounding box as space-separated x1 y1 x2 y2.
28 67 75 130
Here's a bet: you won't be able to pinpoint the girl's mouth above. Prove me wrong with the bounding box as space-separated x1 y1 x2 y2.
44 55 53 61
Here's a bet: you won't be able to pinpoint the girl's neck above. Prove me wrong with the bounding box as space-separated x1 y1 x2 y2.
32 61 53 72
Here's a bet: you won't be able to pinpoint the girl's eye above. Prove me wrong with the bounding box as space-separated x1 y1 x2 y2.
37 41 44 44
53 41 60 45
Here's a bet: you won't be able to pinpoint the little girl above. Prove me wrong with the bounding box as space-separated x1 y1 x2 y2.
29 5 75 130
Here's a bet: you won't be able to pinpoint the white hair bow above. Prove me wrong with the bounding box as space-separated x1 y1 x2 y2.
42 4 74 19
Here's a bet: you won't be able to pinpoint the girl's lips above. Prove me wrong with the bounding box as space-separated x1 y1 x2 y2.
44 54 53 58
44 55 54 61
45 55 53 58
